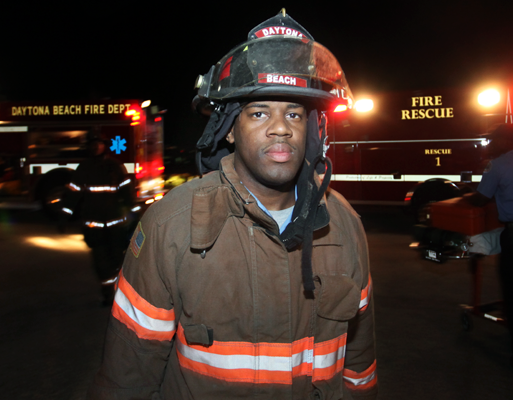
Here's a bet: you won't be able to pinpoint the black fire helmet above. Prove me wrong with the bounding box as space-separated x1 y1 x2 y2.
192 9 354 292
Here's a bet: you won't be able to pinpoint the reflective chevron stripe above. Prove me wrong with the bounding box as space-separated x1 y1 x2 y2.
343 360 377 390
112 271 176 341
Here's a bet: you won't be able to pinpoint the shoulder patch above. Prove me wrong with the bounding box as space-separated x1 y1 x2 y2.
483 161 493 173
130 222 146 258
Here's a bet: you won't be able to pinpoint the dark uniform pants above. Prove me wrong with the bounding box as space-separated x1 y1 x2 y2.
500 223 513 349
83 225 128 283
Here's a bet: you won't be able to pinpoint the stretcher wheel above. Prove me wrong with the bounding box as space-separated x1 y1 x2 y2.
461 310 473 331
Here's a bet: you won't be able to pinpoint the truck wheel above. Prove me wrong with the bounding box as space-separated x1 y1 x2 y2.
407 179 461 223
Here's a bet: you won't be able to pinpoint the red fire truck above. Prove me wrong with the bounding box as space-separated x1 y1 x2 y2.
327 84 512 218
0 99 165 214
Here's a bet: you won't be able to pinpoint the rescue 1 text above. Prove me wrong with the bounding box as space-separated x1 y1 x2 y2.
425 149 452 154
401 96 454 120
10 103 132 117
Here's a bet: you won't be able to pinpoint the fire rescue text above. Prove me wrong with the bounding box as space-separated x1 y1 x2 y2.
10 103 132 117
401 96 454 120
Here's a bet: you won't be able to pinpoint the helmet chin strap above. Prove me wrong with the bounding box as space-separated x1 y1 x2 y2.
300 157 332 292
281 110 332 292
299 111 332 292
304 110 329 174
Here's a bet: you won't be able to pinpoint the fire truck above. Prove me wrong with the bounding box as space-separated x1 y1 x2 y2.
327 84 512 219
0 99 165 214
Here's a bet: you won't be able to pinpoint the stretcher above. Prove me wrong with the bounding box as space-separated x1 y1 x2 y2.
414 197 506 330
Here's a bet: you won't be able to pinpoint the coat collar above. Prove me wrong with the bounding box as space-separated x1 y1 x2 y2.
190 153 333 250
190 154 273 250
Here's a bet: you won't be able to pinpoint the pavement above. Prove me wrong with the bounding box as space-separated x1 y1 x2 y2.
354 205 513 399
0 209 110 399
0 205 512 399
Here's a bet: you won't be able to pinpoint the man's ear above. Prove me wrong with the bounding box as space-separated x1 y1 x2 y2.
226 127 235 144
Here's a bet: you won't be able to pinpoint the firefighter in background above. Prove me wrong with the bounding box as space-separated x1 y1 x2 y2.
467 123 513 365
60 133 134 305
89 10 377 400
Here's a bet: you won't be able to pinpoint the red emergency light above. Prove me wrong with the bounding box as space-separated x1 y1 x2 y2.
136 164 145 179
333 104 348 113
126 107 143 126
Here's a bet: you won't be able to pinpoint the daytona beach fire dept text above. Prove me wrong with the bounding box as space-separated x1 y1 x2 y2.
401 96 454 120
10 103 132 117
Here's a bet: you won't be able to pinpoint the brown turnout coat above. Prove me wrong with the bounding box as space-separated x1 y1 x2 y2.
89 154 377 400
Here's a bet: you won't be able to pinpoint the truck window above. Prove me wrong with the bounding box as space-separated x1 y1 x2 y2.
28 129 89 160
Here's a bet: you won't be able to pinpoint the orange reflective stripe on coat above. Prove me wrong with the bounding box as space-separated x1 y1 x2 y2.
311 333 347 381
359 275 373 313
176 324 347 384
343 360 377 390
112 271 176 341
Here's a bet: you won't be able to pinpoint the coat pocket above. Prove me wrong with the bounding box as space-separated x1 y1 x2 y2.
183 324 214 346
317 274 360 321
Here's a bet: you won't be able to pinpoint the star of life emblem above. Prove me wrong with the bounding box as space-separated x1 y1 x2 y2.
110 136 127 154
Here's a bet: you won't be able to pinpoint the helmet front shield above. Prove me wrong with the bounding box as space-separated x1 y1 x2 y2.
197 36 353 111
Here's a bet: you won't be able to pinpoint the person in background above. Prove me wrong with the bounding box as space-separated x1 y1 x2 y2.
466 123 513 365
60 132 134 306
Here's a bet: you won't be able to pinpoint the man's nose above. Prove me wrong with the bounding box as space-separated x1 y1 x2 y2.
266 115 292 137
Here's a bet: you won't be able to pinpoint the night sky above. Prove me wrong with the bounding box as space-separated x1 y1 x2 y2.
1 1 512 148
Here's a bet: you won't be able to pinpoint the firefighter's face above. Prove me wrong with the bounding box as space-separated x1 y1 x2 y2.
226 100 307 190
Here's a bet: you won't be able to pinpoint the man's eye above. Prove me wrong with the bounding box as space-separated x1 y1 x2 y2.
288 113 301 119
252 112 264 118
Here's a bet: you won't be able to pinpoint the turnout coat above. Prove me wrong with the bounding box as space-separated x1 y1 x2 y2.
89 154 377 400
61 155 132 248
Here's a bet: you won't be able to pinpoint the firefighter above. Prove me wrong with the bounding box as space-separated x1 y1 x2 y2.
89 10 377 399
467 123 513 365
60 132 134 306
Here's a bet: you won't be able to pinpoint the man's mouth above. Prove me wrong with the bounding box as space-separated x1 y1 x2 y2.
265 143 294 162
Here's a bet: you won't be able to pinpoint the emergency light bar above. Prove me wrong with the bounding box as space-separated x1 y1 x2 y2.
477 89 500 107
355 99 374 112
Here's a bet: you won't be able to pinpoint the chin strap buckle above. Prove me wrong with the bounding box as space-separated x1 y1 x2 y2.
320 111 329 160
322 135 330 160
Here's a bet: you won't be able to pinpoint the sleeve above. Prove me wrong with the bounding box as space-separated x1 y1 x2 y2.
88 206 176 399
60 164 86 218
115 162 135 211
477 160 500 199
342 217 378 400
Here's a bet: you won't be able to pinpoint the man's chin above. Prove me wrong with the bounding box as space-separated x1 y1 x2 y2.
257 168 301 189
